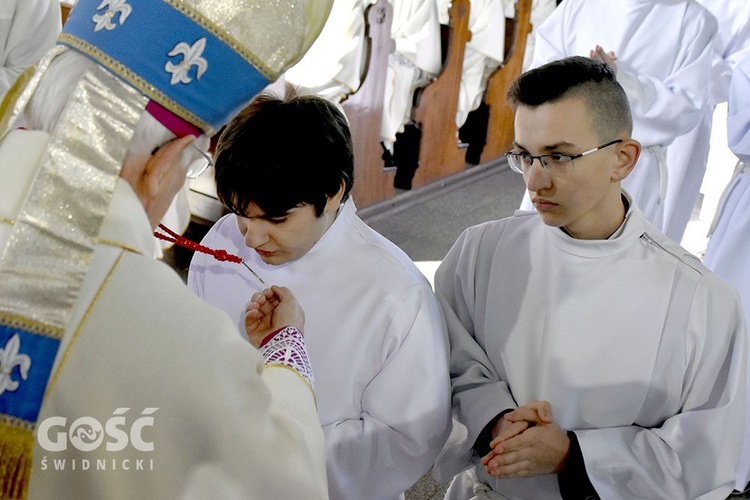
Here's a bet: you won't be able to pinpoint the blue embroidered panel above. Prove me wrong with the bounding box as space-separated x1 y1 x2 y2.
0 324 59 423
61 0 270 131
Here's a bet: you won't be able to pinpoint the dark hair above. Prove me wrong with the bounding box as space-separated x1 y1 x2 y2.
507 56 632 139
214 90 354 218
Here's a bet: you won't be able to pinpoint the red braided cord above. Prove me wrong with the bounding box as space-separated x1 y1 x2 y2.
155 224 242 264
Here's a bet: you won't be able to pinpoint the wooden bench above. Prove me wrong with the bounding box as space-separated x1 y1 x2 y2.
409 0 471 190
342 0 396 209
480 0 532 163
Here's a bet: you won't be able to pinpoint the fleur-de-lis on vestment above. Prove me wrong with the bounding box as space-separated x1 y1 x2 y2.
0 334 31 396
92 0 132 32
165 38 209 85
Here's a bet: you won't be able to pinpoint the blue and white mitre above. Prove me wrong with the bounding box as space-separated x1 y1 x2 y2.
0 1 331 498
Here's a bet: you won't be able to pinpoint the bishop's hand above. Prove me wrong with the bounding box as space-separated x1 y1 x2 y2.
245 286 305 348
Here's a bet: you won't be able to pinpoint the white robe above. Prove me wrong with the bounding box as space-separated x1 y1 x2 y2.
0 0 60 99
188 199 452 500
0 129 329 499
521 0 557 73
704 53 750 491
662 0 750 242
433 195 747 499
436 0 507 128
283 0 374 102
380 0 441 148
526 0 717 229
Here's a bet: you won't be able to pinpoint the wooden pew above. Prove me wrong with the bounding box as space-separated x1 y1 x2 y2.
409 0 471 189
479 0 532 163
342 0 396 209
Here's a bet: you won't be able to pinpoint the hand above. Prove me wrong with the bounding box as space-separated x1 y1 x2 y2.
245 286 305 348
120 135 194 230
589 45 618 74
481 401 570 478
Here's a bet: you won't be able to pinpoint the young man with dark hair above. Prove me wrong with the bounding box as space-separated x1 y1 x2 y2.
433 56 747 499
188 91 451 500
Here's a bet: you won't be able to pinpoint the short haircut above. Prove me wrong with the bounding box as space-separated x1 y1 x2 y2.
214 90 354 218
507 56 633 140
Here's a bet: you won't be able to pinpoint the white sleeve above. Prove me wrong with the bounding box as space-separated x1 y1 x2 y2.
0 0 61 96
322 284 452 499
615 12 717 147
577 274 747 499
728 57 750 162
432 226 518 480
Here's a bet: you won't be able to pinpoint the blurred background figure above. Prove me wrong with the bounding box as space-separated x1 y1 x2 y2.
662 0 750 244
704 51 750 496
0 0 61 100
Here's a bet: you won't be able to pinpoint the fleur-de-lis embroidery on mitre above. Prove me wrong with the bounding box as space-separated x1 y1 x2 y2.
92 0 132 32
165 38 209 85
0 334 31 396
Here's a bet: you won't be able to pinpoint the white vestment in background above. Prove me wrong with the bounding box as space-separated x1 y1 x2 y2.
283 0 375 102
380 0 441 149
662 0 750 242
189 199 452 500
704 53 750 492
521 0 557 72
0 129 329 499
433 194 747 499
0 0 60 99
525 0 716 229
436 0 506 128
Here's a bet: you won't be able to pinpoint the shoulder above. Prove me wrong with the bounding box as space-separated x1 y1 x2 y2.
346 216 434 290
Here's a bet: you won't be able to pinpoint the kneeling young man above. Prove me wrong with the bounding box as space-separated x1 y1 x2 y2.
188 92 451 500
433 56 747 499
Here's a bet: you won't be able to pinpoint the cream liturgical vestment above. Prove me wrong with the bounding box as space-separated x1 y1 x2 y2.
433 195 747 499
527 0 717 229
189 199 452 500
0 129 329 499
704 53 750 492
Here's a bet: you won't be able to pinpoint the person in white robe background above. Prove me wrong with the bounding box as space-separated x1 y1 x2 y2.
662 0 750 243
0 0 60 100
284 0 375 103
380 0 441 156
188 91 452 500
521 0 557 72
522 0 717 232
435 0 509 130
433 56 746 499
0 0 334 498
704 52 750 494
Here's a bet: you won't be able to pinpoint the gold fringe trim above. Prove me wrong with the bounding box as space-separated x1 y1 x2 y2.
0 216 15 225
0 313 63 339
0 420 33 500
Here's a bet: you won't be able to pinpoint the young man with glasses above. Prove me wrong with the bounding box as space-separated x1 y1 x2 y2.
433 56 747 499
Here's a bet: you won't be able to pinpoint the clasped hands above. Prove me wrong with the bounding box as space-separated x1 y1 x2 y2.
481 400 570 479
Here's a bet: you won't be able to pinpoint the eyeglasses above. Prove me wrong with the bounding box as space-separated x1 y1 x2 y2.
506 139 623 176
186 143 213 179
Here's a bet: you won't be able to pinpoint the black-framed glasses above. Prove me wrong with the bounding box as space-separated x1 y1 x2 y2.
506 139 623 176
186 143 213 179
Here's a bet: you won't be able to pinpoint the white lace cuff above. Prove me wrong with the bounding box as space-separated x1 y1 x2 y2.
259 326 314 388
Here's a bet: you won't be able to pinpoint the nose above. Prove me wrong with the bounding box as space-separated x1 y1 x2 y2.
524 159 552 193
238 218 269 248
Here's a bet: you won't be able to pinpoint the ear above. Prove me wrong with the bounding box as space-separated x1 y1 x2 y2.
324 179 347 213
611 138 641 182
